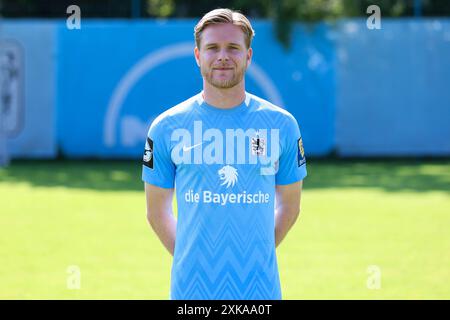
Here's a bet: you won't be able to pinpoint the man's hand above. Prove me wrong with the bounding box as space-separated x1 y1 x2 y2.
145 183 177 256
274 181 303 248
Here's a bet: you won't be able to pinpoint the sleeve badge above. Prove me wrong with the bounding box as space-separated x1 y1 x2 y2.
297 138 306 167
143 137 154 169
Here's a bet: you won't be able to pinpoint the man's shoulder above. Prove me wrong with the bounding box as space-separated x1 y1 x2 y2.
248 93 299 125
148 93 200 129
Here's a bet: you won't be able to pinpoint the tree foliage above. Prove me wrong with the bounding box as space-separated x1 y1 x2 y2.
1 0 450 48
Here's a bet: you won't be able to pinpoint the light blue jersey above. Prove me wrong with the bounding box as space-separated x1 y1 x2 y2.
142 92 307 300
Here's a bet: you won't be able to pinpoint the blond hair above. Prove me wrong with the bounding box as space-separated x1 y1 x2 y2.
194 8 255 49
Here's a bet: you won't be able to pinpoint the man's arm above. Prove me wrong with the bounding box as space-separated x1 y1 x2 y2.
145 182 177 256
275 180 303 248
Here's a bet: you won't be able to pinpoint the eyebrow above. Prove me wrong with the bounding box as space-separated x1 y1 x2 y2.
204 42 243 47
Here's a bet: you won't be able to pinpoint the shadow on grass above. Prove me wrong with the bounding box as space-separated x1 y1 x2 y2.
0 160 144 192
0 158 449 193
305 158 450 193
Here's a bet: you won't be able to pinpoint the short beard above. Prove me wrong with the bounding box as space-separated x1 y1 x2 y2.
202 63 246 89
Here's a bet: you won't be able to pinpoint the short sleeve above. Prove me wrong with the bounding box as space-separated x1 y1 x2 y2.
275 115 307 185
141 118 175 188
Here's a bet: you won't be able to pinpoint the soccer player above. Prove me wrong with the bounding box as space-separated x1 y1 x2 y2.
142 8 307 300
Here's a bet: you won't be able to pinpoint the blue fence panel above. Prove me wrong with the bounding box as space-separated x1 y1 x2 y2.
6 18 447 159
336 19 450 156
1 20 57 158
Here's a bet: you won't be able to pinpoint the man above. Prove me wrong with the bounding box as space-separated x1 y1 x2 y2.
142 8 307 300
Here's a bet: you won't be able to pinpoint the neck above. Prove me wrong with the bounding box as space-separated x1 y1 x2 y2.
202 80 246 109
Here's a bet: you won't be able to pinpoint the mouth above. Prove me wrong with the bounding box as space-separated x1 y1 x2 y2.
213 67 233 71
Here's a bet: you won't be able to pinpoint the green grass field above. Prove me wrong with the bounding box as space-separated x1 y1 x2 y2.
1 159 449 299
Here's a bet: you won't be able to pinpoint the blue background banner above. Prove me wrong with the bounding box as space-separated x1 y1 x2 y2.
56 20 335 157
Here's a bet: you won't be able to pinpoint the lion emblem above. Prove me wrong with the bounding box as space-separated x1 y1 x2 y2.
218 165 238 188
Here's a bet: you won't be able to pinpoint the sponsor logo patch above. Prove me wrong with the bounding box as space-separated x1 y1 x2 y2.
143 137 153 169
297 137 306 167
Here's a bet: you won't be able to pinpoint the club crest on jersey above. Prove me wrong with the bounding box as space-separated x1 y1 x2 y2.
251 132 266 156
218 165 238 188
297 137 306 167
143 137 154 169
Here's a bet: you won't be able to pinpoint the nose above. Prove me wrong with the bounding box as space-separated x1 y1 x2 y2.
217 49 229 62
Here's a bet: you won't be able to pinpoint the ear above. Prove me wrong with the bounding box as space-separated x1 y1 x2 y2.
246 47 253 67
194 47 200 67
